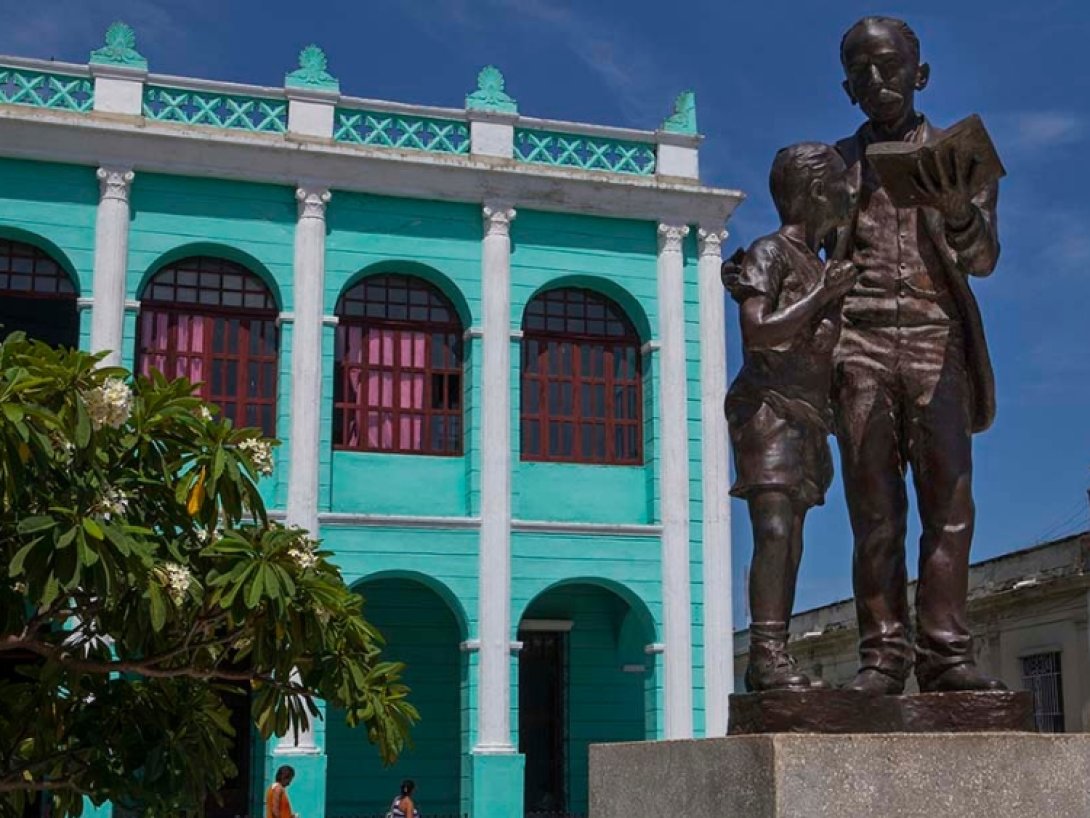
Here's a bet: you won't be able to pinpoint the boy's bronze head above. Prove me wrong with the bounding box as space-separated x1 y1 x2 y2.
769 142 853 233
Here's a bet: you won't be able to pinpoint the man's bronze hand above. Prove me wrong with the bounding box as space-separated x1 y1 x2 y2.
914 148 976 229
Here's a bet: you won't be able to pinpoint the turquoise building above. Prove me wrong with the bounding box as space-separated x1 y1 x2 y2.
0 23 742 818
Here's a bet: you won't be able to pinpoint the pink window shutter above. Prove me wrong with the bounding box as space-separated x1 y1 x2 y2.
398 332 426 450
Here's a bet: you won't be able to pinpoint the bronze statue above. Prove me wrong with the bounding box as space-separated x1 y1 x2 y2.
829 16 1003 694
725 143 858 691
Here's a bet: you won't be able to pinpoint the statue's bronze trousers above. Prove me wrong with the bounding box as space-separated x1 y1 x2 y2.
833 322 975 682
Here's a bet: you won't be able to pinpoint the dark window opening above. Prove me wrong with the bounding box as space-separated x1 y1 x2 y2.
1021 651 1065 733
0 238 78 348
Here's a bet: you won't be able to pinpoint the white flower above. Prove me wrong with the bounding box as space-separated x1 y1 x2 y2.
238 437 274 476
84 378 132 430
50 431 75 464
158 562 193 606
12 581 27 595
195 528 210 544
287 535 319 572
197 406 213 422
95 486 130 521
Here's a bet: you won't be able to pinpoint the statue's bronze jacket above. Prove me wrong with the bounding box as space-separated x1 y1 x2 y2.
830 117 1000 432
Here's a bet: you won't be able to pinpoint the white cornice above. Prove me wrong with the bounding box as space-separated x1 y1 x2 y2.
318 512 482 530
0 106 744 224
145 71 286 99
0 55 90 76
338 93 468 122
511 519 663 536
516 114 657 144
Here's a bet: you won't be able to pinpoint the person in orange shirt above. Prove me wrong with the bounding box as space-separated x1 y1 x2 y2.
265 765 299 818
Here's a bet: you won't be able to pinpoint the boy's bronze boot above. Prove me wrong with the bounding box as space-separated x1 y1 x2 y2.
744 621 813 692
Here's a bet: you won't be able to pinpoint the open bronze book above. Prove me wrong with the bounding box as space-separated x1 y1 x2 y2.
865 114 1006 208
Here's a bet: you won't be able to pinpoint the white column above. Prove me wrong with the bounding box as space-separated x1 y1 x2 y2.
286 185 331 536
476 203 516 753
657 222 694 739
697 226 733 736
275 669 319 755
90 167 134 366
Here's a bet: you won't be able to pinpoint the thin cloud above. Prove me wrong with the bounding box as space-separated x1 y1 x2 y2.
0 1 212 68
487 0 677 126
989 110 1085 154
407 0 681 128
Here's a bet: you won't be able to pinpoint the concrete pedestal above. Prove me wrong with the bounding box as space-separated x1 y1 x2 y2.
590 733 1090 817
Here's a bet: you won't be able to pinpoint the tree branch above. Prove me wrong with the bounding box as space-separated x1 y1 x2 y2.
1 635 314 697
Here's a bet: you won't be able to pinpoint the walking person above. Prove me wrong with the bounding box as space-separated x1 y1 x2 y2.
265 765 300 818
387 779 420 818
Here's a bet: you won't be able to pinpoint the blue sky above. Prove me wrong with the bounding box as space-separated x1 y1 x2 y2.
2 0 1088 623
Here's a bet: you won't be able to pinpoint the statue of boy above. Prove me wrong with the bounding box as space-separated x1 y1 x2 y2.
725 143 858 691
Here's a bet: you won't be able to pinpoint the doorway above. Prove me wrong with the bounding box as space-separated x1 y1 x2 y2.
519 629 568 815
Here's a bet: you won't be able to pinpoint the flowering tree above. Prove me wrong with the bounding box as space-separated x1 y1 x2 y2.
0 335 417 816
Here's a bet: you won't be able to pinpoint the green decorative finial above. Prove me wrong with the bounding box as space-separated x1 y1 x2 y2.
662 90 697 135
90 21 147 69
285 44 339 92
466 66 518 114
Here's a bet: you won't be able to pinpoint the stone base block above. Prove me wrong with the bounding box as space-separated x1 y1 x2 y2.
590 733 1090 817
728 689 1033 734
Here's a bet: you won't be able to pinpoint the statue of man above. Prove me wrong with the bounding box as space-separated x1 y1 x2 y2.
830 16 1004 694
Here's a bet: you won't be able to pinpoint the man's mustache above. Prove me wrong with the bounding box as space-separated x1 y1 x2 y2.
871 87 904 104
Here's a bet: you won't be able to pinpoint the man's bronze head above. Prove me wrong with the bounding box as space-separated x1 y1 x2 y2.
840 17 930 128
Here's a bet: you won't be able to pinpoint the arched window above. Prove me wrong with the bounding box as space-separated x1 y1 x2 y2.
521 288 642 464
0 238 78 347
334 274 464 455
137 256 279 435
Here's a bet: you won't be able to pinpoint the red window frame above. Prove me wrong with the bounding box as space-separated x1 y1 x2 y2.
136 257 279 436
521 287 643 465
334 274 464 456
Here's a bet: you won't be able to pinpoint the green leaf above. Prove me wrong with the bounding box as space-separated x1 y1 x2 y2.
81 517 104 541
56 526 77 549
77 531 99 567
16 515 55 534
8 540 36 577
102 524 132 557
40 575 60 608
147 582 166 631
245 564 265 609
75 399 91 447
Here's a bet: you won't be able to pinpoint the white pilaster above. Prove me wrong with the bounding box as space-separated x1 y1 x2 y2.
469 112 517 160
287 89 338 139
90 167 134 366
275 669 320 755
286 184 331 536
655 132 701 181
90 64 145 116
697 226 733 735
476 202 516 753
657 221 694 739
